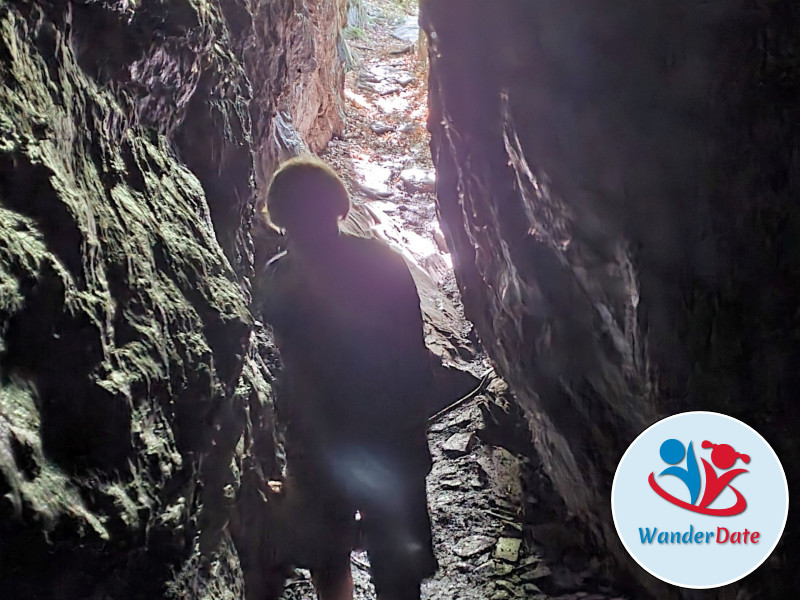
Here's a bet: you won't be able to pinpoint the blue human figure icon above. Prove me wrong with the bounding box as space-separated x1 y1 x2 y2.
658 439 701 505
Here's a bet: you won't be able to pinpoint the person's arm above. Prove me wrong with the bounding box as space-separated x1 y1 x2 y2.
251 252 295 427
383 250 435 425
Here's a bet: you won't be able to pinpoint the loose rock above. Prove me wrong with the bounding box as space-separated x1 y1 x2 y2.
391 15 419 43
356 181 394 199
433 228 448 253
520 564 552 581
370 122 395 134
443 432 477 457
359 80 401 96
453 535 496 558
494 537 522 563
400 167 436 193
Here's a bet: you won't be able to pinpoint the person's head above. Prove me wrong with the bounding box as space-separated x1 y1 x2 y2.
265 156 350 246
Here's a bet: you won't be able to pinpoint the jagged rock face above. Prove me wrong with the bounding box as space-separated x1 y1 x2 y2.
422 0 800 597
0 1 344 598
69 0 346 274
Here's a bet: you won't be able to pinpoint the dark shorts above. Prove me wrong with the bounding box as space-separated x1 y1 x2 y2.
283 439 438 586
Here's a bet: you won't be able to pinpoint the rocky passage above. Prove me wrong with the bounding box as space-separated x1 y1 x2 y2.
3 0 799 598
422 0 800 597
276 3 623 599
281 376 625 600
422 387 624 600
319 0 485 403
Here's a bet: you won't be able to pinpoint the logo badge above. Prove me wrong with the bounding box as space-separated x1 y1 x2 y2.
648 438 749 516
612 412 788 588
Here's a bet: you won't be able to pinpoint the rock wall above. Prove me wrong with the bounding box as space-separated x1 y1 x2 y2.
0 1 345 598
422 1 800 597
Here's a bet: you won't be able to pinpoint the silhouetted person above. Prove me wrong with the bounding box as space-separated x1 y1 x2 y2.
255 157 437 600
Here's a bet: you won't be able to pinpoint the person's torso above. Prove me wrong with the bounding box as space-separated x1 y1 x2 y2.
263 236 425 440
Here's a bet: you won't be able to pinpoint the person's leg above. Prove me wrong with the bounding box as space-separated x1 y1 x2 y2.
283 460 357 600
311 551 354 600
372 580 420 600
362 475 437 600
367 536 426 600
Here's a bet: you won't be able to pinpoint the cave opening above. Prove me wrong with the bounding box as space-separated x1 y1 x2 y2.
1 0 798 598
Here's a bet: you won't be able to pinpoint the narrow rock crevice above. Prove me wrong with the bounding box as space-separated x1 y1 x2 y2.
2 0 799 598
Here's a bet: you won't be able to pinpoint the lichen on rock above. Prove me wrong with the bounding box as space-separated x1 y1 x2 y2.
0 0 346 597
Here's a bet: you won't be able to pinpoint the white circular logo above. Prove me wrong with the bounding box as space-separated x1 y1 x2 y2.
612 411 788 588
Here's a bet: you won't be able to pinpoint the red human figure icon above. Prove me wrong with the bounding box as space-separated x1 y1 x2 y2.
697 441 750 512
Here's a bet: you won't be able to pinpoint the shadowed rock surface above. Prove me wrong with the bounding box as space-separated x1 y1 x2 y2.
422 1 799 597
3 0 800 598
0 1 346 597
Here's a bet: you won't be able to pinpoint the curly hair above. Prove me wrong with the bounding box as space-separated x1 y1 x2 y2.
264 155 350 231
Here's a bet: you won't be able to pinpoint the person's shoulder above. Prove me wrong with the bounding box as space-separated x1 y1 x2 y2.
341 234 407 270
340 234 418 298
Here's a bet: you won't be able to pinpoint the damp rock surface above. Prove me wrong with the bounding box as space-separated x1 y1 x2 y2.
422 0 800 597
0 0 346 597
